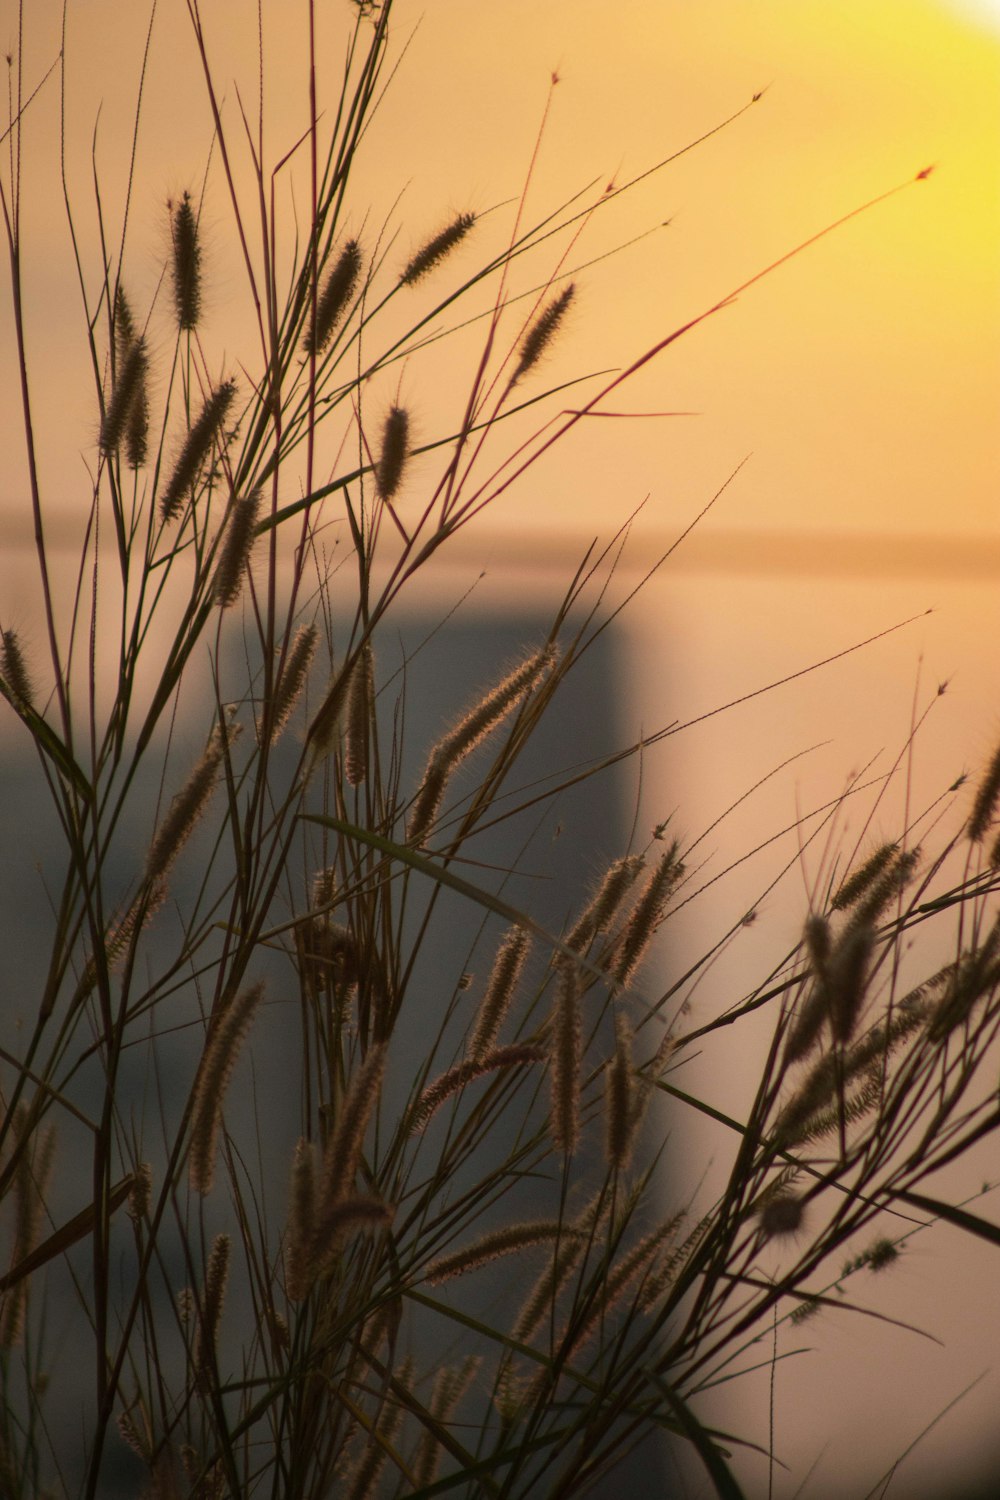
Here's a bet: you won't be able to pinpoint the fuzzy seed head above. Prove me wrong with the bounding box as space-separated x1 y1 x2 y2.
605 1011 636 1171
407 645 557 844
512 284 575 383
426 1221 580 1286
114 285 136 351
758 1191 804 1239
832 843 899 912
609 841 684 988
374 405 409 499
968 743 1000 843
100 337 149 459
566 855 645 954
864 1237 900 1272
405 757 447 847
306 659 355 755
469 925 531 1058
411 1044 544 1133
127 1162 153 1223
0 1114 56 1347
1 629 33 710
261 623 317 745
144 739 224 887
344 643 374 786
512 1194 603 1344
188 983 265 1195
124 369 150 469
160 379 237 522
311 863 338 913
827 922 876 1045
284 1138 317 1300
849 846 921 928
319 1044 386 1208
194 1233 230 1375
213 489 261 607
171 191 202 331
306 238 362 353
400 212 475 285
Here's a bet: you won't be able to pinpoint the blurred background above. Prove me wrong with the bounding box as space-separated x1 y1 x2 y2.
1 0 998 1494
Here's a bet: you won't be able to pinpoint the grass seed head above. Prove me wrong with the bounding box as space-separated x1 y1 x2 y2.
469 924 531 1059
605 1010 637 1171
609 841 684 988
171 191 202 331
194 1233 230 1376
284 1138 317 1300
99 337 149 459
319 1044 386 1207
261 623 318 746
411 1044 544 1133
374 404 409 499
306 238 362 352
407 645 557 845
188 984 265 1196
832 842 899 911
426 1221 580 1285
1 629 33 710
566 854 645 954
144 738 224 888
758 1191 805 1239
967 741 1000 843
400 212 475 285
213 489 262 607
512 284 575 383
827 921 876 1045
344 642 374 786
160 378 237 522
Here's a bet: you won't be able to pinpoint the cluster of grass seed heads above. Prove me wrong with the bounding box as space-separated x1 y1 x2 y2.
399 212 475 285
407 645 557 845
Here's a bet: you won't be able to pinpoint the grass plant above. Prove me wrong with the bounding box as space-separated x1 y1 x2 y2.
1 3 999 1496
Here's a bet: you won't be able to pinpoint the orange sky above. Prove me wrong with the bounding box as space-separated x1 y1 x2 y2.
2 3 999 1494
3 0 997 554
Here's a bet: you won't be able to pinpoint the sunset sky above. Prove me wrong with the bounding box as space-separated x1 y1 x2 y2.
2 2 999 1495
